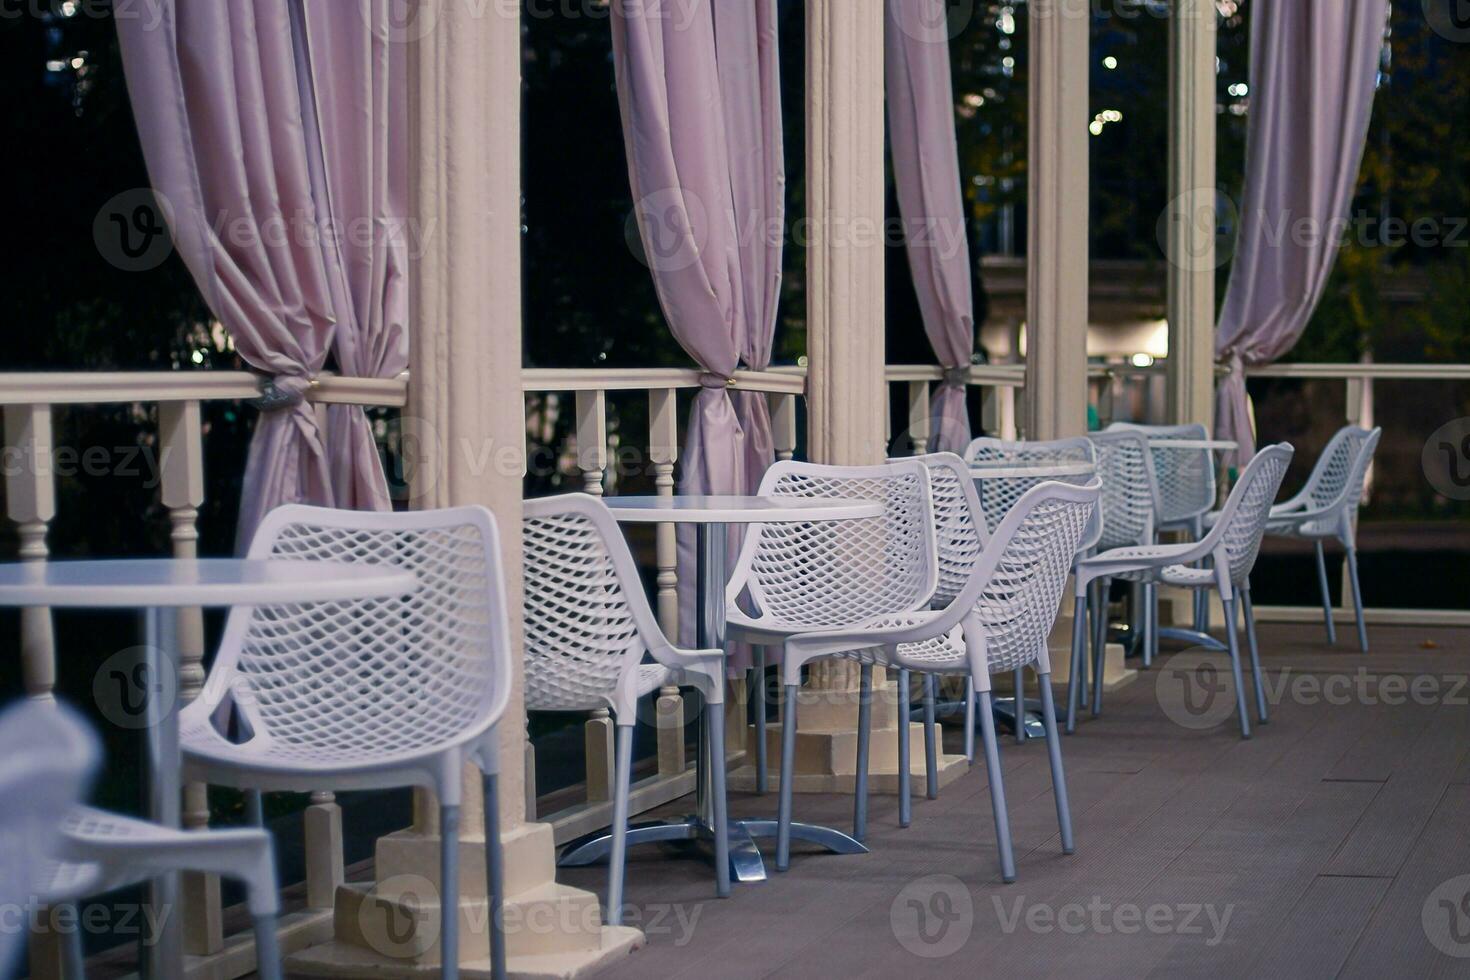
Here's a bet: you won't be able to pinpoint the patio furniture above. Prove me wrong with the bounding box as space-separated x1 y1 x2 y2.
967 438 1102 738
1084 429 1163 670
523 494 731 920
1260 425 1382 651
725 461 938 867
1073 444 1295 739
772 477 1100 881
553 493 884 885
174 507 509 980
0 553 417 979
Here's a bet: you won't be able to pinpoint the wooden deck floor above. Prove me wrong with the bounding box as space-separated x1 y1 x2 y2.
569 623 1470 980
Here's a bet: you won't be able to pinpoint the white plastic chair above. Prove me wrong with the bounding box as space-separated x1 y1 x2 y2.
1073 445 1295 739
1262 425 1381 651
522 494 729 923
1084 429 1163 673
776 477 1101 881
1 702 285 980
725 460 937 868
179 505 513 980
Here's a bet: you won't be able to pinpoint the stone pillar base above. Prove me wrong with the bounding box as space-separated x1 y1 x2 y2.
1043 610 1137 693
287 822 641 979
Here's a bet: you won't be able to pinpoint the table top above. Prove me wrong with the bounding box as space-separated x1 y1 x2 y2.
1147 438 1239 451
0 559 418 609
601 494 884 525
969 462 1097 480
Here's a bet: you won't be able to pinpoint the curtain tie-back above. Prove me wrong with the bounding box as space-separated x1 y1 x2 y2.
254 375 315 413
698 372 735 390
942 366 970 388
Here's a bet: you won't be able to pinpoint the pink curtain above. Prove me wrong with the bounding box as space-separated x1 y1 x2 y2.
115 0 406 543
1215 0 1388 464
886 0 975 454
612 0 784 660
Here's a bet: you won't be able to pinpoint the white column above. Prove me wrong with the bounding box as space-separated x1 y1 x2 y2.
1165 0 1218 428
290 1 637 972
1025 0 1090 441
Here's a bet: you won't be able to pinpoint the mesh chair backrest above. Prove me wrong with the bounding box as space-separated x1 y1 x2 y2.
966 437 1100 551
212 506 511 764
1109 422 1216 525
0 701 98 971
1210 444 1294 584
1304 426 1381 512
522 494 664 713
898 453 987 607
1087 430 1157 550
969 480 1100 673
741 460 937 627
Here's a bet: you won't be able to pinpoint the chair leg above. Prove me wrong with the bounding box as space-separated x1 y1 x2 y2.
977 690 1017 883
1347 544 1368 653
1066 594 1087 734
440 804 461 980
253 913 283 980
964 683 976 764
245 789 264 827
1036 673 1074 854
923 673 939 800
1314 540 1337 645
1221 597 1252 740
853 664 873 841
1241 588 1269 724
482 772 508 980
898 669 912 828
62 905 85 979
606 724 634 922
776 684 799 871
1091 586 1107 718
1081 581 1098 709
1012 668 1026 743
753 647 768 794
1141 583 1156 669
706 701 731 899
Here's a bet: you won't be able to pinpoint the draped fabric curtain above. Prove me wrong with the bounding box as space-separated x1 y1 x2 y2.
1215 0 1388 464
886 0 976 454
115 0 407 544
612 0 784 659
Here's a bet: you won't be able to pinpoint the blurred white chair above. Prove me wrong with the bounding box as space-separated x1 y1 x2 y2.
1074 445 1295 739
179 505 513 980
522 494 729 922
725 460 937 868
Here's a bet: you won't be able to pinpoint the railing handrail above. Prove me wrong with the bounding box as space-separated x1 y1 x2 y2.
0 371 409 408
883 363 1027 385
522 366 805 395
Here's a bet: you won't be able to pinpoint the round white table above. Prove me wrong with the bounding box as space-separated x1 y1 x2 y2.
0 559 418 977
556 494 882 885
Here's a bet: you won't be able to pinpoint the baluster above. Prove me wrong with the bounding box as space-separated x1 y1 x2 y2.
770 392 798 462
575 388 608 496
4 404 57 702
649 389 685 777
908 380 931 455
1000 385 1019 440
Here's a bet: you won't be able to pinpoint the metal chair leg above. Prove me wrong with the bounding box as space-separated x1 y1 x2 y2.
1013 668 1026 743
1141 583 1156 669
1314 540 1337 645
440 804 461 980
854 664 872 841
1091 583 1108 718
606 725 634 922
1221 597 1251 740
245 789 264 827
1081 581 1098 709
1241 588 1269 724
1066 594 1086 734
483 772 507 980
753 647 768 793
1036 672 1074 854
1347 544 1368 652
776 683 798 871
923 673 938 800
964 684 976 764
253 914 283 980
898 669 912 828
62 905 85 979
977 690 1016 883
706 702 731 898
